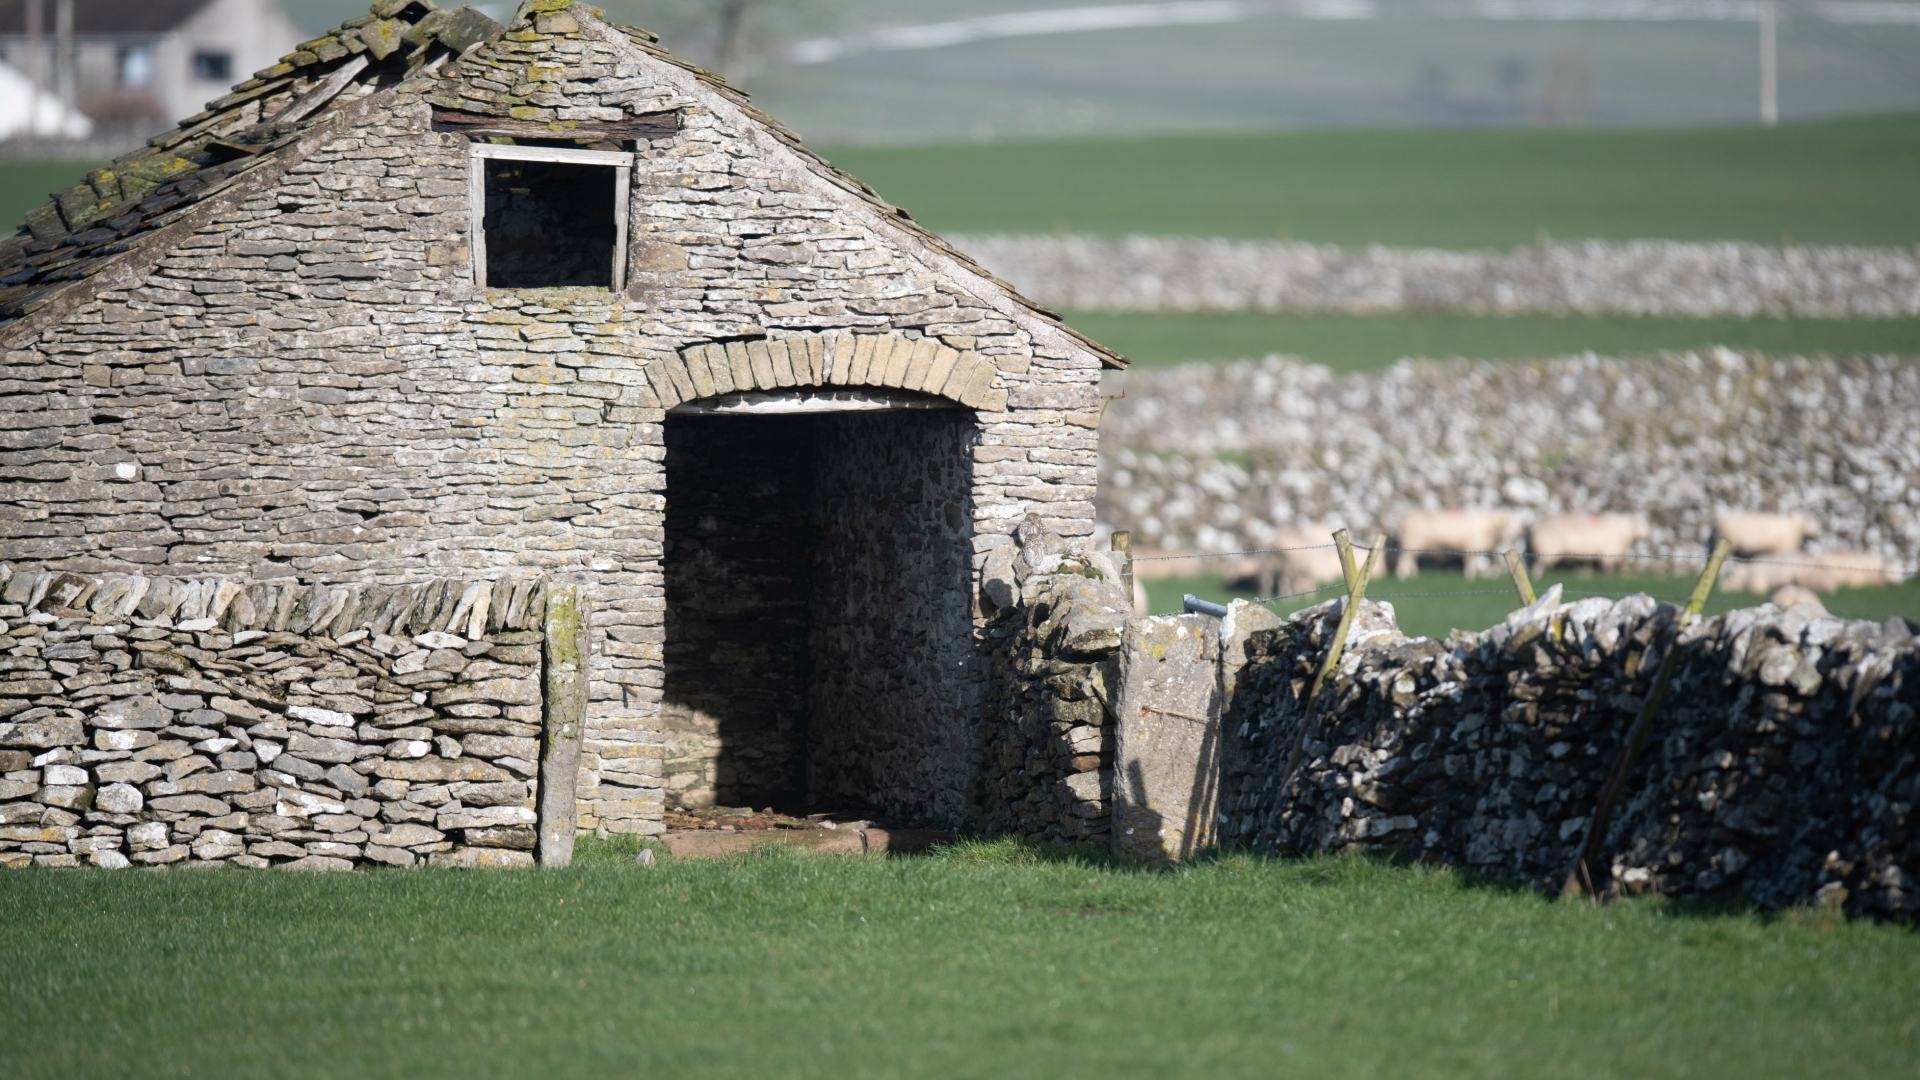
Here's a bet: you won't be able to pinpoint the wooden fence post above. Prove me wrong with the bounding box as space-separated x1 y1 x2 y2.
1308 531 1384 705
1333 527 1358 592
1111 529 1134 611
1504 549 1537 606
1560 539 1732 898
537 582 589 868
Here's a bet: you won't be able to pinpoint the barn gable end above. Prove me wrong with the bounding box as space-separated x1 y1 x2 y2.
0 0 1119 835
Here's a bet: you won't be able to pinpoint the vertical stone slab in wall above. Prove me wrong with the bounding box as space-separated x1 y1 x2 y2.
1113 614 1223 861
538 583 588 867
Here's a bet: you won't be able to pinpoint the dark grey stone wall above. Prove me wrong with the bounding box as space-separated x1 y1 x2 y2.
810 409 980 826
1216 593 1920 920
661 416 814 810
973 523 1130 843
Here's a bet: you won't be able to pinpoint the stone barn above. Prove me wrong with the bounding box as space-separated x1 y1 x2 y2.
0 0 1122 839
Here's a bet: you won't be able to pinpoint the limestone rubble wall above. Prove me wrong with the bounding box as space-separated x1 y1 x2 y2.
973 524 1130 843
958 233 1920 318
1102 351 1920 569
0 565 553 870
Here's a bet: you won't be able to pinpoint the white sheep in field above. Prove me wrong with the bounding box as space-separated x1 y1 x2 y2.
1529 513 1650 573
1713 511 1818 557
1721 550 1904 595
1395 509 1516 579
1232 524 1350 599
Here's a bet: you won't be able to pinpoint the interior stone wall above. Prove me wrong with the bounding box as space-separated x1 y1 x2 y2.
661 416 814 810
661 408 981 825
809 409 980 826
0 5 1107 835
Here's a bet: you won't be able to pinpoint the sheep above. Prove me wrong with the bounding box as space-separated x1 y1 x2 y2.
1232 524 1349 599
1395 509 1516 579
1529 513 1650 573
1721 550 1903 594
1713 511 1818 557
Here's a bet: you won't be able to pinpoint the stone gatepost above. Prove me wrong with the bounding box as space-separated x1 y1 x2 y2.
1112 600 1279 861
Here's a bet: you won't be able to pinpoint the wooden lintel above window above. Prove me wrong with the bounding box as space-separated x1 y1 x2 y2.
431 107 681 144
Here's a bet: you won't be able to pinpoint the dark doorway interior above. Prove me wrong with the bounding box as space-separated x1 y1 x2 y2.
661 407 979 826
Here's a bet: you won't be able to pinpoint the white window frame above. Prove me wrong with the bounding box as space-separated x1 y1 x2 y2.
468 143 632 292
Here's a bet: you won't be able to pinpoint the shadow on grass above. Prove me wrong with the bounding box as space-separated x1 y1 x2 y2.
569 832 1878 928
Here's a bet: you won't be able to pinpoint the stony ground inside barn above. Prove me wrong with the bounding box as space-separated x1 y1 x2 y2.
2 840 1914 1079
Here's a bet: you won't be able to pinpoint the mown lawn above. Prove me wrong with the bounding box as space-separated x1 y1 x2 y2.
1146 569 1920 636
824 114 1920 247
1 841 1914 1079
1070 311 1920 371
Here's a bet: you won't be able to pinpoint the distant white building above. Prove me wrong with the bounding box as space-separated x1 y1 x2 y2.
0 56 91 139
0 0 302 141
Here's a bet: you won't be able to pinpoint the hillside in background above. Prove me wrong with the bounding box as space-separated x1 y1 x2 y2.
9 114 1916 250
820 114 1920 247
275 1 1920 141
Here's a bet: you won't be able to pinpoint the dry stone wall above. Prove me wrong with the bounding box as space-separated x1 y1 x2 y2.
973 521 1130 843
0 3 1108 834
959 234 1920 318
1210 591 1918 920
0 564 554 870
1104 351 1920 571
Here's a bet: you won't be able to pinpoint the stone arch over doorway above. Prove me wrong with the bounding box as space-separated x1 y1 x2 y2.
653 333 989 826
654 331 1009 413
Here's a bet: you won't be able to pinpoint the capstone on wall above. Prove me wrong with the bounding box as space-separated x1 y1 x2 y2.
0 7 1107 834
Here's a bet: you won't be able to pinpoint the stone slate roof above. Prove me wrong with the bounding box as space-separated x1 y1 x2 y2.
0 0 1124 368
0 0 497 322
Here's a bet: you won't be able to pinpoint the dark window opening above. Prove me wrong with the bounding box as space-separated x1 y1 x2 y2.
481 159 617 289
191 51 232 81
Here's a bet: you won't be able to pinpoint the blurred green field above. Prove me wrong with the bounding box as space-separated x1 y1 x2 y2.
5 841 1917 1079
1072 311 1920 371
1145 569 1920 638
825 114 1920 247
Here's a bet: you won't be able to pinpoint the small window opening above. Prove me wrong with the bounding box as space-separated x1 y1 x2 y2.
118 44 156 88
483 160 616 288
191 51 232 82
470 145 630 291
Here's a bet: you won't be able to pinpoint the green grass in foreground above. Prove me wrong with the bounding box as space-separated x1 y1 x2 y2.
824 114 1920 247
1 841 1915 1079
1072 311 1920 371
1147 569 1920 638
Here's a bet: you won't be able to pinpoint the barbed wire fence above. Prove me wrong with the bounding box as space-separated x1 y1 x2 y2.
1127 539 1917 623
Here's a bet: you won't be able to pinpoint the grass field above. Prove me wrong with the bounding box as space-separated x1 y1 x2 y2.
1145 568 1920 636
2 840 1915 1079
1070 311 1920 371
824 114 1920 247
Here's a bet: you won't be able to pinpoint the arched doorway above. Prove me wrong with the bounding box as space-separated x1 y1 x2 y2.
658 386 982 827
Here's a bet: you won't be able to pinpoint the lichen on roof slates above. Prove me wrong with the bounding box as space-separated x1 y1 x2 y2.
0 0 504 320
